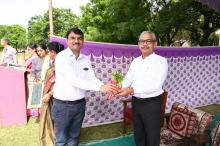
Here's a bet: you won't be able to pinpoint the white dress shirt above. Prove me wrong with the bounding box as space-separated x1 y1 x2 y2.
122 53 168 98
53 47 103 101
1 46 17 64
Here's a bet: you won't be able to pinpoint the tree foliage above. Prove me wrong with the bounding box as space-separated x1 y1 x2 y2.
78 0 220 46
79 0 152 44
183 0 220 45
0 25 26 50
28 8 77 44
28 15 47 44
1 1 220 47
149 0 190 45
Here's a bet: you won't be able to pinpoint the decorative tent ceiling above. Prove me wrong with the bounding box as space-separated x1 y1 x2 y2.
195 0 220 12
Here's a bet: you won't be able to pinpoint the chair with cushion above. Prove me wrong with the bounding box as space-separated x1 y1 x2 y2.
160 102 213 146
122 91 168 134
210 121 220 146
209 113 220 146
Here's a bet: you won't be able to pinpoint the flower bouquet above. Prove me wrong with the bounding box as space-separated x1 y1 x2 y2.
107 71 124 100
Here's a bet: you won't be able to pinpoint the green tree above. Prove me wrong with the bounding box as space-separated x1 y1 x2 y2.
183 0 220 46
0 25 26 50
28 8 77 44
148 0 220 46
79 0 220 46
79 0 151 44
149 0 189 45
28 15 47 44
208 32 219 46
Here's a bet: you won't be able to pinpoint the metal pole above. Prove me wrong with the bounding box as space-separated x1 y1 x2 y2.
48 0 54 36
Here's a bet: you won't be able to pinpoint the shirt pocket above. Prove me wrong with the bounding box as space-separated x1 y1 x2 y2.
80 66 90 79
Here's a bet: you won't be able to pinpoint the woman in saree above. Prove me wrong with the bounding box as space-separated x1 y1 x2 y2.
21 43 38 70
39 42 64 146
30 44 49 81
27 44 50 117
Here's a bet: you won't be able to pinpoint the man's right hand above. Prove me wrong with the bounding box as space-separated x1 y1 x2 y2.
42 93 51 103
100 83 118 94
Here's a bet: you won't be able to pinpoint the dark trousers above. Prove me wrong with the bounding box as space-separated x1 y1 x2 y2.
132 95 162 146
51 98 86 146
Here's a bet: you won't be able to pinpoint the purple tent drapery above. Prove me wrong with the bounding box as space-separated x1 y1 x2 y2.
50 36 220 127
50 36 220 58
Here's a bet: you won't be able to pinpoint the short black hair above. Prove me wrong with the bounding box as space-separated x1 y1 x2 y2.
28 43 37 50
65 27 84 39
38 44 47 51
48 42 64 54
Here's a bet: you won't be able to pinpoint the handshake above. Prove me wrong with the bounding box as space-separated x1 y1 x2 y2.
99 71 133 100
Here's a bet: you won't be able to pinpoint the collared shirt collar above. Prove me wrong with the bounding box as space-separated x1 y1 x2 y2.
142 52 155 61
66 47 84 60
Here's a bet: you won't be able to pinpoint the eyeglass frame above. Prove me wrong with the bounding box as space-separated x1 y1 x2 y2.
138 39 156 44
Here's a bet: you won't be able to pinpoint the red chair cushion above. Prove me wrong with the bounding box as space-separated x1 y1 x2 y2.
168 104 197 137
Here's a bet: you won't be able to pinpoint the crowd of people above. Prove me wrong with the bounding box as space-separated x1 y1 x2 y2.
0 28 168 146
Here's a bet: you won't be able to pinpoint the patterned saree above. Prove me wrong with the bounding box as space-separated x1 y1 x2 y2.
39 67 55 146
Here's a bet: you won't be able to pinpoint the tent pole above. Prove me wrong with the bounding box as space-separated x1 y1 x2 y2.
48 0 54 36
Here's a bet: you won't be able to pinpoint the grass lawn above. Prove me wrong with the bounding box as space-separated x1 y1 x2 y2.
0 119 132 146
0 104 219 146
0 118 39 146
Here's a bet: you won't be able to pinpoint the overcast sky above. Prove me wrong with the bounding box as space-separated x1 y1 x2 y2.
0 0 90 28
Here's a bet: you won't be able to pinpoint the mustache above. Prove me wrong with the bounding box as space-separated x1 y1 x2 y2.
73 43 80 45
143 46 150 49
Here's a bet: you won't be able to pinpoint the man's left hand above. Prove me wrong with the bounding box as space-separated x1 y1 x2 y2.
116 87 133 97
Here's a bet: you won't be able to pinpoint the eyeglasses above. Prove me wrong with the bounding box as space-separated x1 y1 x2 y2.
138 39 155 44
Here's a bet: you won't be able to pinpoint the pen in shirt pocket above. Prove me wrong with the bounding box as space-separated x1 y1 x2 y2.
83 67 89 71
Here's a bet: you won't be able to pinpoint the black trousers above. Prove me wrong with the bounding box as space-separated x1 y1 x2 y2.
132 95 162 146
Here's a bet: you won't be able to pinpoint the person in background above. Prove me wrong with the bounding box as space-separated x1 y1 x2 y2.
172 40 182 47
40 42 64 146
40 46 50 82
21 43 38 70
117 31 168 146
0 38 17 65
27 44 49 117
30 44 48 81
182 41 192 47
52 27 117 146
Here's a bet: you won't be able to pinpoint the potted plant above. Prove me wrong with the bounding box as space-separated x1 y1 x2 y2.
107 70 124 100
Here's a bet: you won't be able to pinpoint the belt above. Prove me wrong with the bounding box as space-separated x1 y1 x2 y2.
132 95 161 101
53 98 85 104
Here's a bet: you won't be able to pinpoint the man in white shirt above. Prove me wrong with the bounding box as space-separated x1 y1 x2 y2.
0 38 17 65
117 31 168 146
52 27 117 146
